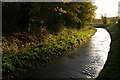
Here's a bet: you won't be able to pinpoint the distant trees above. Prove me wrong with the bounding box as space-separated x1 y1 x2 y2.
101 14 118 25
101 14 107 25
2 2 97 35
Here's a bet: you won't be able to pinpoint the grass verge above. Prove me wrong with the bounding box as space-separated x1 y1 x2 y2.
2 26 96 79
97 24 120 80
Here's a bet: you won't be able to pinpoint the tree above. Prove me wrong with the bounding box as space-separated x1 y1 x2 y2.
61 2 97 28
3 2 97 35
2 2 31 34
101 14 107 25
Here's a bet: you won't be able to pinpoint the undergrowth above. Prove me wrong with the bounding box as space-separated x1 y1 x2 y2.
2 26 96 78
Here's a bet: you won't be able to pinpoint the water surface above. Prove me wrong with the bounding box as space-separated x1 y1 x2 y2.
21 28 111 79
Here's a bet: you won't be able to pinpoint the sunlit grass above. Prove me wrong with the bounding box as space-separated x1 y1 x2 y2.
2 26 97 78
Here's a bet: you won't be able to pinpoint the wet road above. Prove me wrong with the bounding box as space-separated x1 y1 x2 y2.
21 28 111 79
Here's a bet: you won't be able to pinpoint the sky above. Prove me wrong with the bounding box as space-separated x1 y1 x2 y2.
94 0 120 19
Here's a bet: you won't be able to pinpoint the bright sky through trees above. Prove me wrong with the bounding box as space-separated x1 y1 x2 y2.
94 0 120 19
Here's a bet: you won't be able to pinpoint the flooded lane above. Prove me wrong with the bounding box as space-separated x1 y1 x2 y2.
21 28 111 79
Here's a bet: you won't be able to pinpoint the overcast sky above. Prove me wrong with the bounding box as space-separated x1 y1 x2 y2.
94 0 120 18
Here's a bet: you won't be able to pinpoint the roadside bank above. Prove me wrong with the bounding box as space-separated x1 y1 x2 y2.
2 26 97 79
97 24 120 80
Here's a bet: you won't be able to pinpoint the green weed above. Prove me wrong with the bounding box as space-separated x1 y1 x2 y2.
2 26 96 77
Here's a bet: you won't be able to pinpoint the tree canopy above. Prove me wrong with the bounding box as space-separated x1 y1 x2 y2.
2 2 97 34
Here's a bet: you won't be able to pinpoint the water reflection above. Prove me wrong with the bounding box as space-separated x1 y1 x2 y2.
21 28 111 79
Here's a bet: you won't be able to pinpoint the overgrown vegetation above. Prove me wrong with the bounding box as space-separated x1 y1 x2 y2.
2 2 97 78
2 26 97 77
2 2 97 54
97 24 120 80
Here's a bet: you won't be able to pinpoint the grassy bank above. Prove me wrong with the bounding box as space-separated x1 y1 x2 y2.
2 26 96 78
97 24 120 80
